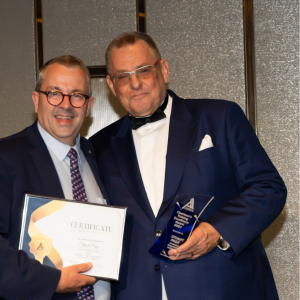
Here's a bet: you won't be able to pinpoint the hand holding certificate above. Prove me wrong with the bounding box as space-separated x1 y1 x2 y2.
56 262 96 293
19 194 126 281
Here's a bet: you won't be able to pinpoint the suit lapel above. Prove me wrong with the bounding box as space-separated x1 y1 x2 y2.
110 116 155 223
157 94 198 219
28 122 64 199
80 138 111 204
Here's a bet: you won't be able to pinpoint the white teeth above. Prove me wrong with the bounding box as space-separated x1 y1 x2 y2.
56 116 72 120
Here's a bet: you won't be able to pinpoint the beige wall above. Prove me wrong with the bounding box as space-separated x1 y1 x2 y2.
42 0 136 65
254 1 299 298
146 1 246 111
0 1 36 138
81 78 126 138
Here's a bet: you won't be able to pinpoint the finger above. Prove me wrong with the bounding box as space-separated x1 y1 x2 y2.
178 250 200 258
168 244 195 257
178 229 206 253
79 274 97 286
168 239 197 257
74 262 93 273
169 242 207 260
168 236 199 256
170 251 198 260
168 248 179 256
169 253 190 260
176 238 196 253
170 250 202 260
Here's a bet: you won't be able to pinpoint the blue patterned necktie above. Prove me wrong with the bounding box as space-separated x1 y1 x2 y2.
67 148 94 300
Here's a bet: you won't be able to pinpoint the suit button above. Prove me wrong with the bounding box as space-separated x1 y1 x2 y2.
155 264 160 271
155 230 162 237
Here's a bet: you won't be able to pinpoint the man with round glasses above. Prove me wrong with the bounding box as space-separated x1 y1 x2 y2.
37 90 90 108
0 55 110 300
90 32 286 300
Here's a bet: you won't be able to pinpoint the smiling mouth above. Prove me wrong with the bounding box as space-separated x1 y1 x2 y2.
55 116 73 120
132 93 147 98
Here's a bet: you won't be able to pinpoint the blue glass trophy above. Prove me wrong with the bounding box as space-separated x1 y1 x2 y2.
149 195 214 260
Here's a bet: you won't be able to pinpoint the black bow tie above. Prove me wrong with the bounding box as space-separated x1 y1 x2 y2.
130 94 169 130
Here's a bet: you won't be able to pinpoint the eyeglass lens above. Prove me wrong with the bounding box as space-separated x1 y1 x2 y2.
47 91 86 107
114 65 154 86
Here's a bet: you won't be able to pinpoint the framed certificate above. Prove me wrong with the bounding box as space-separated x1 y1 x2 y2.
18 194 126 281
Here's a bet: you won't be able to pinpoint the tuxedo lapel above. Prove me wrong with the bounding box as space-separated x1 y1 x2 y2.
27 122 64 199
80 138 110 203
157 95 198 219
110 116 155 223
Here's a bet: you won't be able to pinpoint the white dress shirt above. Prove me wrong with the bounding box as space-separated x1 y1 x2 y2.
132 95 173 300
38 122 110 300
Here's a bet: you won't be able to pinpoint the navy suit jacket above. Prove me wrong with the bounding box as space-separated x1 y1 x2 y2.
0 121 109 300
89 90 287 300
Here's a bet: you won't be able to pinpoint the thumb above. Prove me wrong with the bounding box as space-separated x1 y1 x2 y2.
177 227 204 252
75 262 93 273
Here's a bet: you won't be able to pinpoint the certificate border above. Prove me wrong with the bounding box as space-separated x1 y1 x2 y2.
19 193 127 281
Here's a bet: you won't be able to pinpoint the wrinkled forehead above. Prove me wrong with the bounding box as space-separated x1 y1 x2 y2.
110 40 156 72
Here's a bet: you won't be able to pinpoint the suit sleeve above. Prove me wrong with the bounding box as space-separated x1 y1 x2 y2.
205 102 287 259
0 156 61 300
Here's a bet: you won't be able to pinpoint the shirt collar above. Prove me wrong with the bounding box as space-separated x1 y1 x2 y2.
37 121 81 163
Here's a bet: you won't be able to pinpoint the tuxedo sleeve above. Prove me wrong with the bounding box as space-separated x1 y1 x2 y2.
0 156 61 300
205 101 287 259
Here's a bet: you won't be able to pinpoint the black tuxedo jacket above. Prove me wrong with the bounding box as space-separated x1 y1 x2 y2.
0 121 109 300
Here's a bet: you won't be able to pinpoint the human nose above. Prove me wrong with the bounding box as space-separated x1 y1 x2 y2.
59 94 72 109
130 72 142 89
